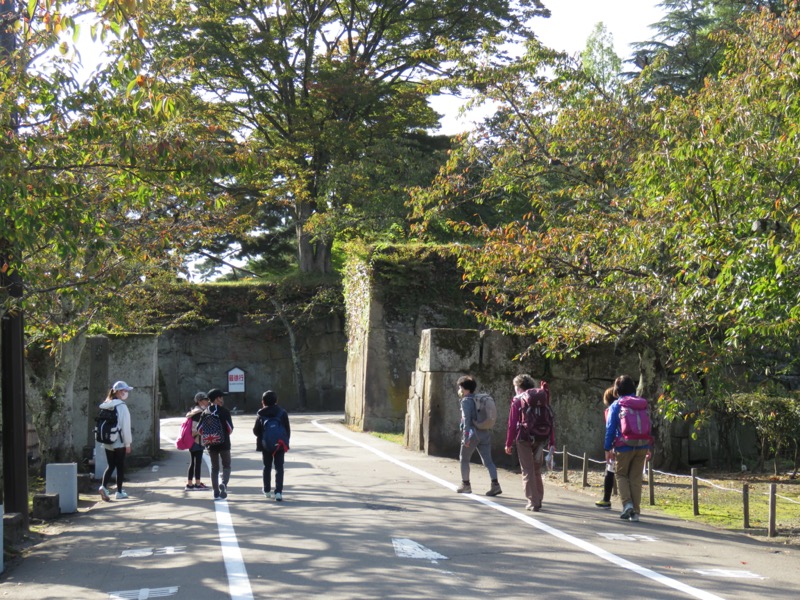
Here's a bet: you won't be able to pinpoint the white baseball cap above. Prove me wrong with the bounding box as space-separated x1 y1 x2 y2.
112 381 134 392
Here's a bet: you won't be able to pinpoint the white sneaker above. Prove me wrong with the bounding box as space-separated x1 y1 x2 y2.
620 503 634 520
275 492 283 502
629 513 640 522
263 490 275 499
99 486 111 502
115 491 128 500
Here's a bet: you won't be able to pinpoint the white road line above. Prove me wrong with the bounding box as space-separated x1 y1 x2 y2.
214 499 254 600
312 420 726 600
162 421 250 599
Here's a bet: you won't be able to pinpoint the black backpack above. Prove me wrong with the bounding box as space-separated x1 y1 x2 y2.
95 406 120 444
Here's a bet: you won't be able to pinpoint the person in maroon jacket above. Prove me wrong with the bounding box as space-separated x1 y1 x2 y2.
505 374 556 512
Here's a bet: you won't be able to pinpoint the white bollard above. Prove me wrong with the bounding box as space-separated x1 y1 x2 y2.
45 463 78 514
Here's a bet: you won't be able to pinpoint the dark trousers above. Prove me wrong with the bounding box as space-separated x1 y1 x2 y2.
187 449 204 481
262 450 285 493
208 447 231 494
102 447 127 492
602 468 615 502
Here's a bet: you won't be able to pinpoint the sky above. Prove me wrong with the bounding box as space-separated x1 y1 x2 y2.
433 0 666 134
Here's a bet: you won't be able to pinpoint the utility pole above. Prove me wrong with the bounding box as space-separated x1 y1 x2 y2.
1 0 29 529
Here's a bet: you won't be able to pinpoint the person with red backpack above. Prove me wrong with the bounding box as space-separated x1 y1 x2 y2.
604 374 653 522
505 374 555 512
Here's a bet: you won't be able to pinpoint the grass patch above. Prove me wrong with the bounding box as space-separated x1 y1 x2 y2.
558 468 800 543
369 431 404 445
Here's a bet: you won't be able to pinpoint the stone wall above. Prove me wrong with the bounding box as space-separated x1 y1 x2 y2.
405 328 642 466
157 314 347 415
74 334 160 459
343 249 479 432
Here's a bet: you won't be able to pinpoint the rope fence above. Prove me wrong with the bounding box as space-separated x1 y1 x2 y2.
549 444 800 538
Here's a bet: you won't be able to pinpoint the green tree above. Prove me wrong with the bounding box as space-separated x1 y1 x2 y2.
581 23 622 94
1 0 246 465
412 38 670 391
631 0 788 93
635 5 800 366
138 0 552 274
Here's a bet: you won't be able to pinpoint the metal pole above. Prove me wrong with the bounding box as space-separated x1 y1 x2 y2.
691 468 699 516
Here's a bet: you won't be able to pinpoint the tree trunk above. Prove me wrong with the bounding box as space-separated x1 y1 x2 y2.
637 345 672 470
296 200 332 274
270 298 307 411
297 228 333 274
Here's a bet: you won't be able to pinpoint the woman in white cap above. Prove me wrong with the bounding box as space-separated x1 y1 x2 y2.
98 381 134 501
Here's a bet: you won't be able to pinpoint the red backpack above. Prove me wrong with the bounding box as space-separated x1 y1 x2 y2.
615 396 652 447
517 384 554 443
175 417 195 450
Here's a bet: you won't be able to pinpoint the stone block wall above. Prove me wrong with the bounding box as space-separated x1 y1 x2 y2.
405 328 641 466
158 314 347 415
343 249 480 433
74 334 160 459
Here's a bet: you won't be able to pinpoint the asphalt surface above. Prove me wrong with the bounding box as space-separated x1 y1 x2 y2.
1 412 798 599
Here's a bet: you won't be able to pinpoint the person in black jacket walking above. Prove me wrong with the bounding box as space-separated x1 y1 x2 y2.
253 390 291 502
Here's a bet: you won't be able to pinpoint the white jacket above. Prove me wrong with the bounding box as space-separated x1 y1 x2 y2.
99 398 133 450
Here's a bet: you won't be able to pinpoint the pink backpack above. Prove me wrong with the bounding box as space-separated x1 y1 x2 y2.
615 396 652 447
176 417 195 450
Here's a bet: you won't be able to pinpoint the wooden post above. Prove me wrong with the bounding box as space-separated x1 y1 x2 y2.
582 453 588 487
691 468 699 516
768 483 777 538
742 483 750 529
563 445 568 483
648 458 655 505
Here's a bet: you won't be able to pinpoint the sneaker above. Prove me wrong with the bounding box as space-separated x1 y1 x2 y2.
620 503 634 520
263 490 275 499
595 500 612 508
214 493 221 500
275 492 283 502
525 503 534 511
194 483 208 490
99 486 111 502
456 483 472 494
532 506 541 512
486 483 502 497
185 484 195 491
115 491 129 500
218 483 227 499
629 513 640 522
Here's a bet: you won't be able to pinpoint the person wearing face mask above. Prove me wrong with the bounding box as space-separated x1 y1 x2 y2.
98 381 134 501
455 375 502 496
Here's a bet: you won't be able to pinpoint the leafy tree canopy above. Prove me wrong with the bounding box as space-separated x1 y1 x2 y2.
135 0 551 274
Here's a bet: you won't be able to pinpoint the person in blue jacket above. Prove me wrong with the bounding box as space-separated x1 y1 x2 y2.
604 374 651 522
253 390 291 502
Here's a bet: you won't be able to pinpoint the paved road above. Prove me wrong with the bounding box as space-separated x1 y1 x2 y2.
1 413 798 599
